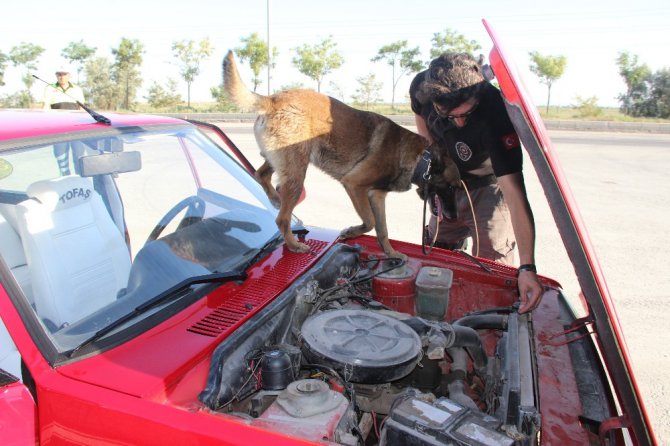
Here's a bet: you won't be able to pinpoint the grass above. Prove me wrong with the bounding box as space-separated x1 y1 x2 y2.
125 101 670 123
538 107 669 123
132 102 228 114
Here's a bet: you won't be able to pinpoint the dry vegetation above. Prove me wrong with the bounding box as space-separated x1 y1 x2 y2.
134 101 670 123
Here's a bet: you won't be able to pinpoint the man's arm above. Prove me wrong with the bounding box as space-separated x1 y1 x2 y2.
414 114 433 143
497 172 544 313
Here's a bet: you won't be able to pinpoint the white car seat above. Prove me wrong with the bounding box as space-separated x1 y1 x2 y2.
15 176 131 329
0 207 33 380
0 207 33 305
0 317 21 380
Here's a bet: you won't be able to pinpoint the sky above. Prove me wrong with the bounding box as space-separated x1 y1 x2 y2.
3 0 669 108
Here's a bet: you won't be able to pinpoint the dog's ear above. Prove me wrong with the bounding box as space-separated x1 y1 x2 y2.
440 156 460 187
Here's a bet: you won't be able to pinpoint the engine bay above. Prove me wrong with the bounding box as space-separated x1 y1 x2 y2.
199 243 541 445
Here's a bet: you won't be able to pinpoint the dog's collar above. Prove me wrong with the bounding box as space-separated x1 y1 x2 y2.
411 149 434 185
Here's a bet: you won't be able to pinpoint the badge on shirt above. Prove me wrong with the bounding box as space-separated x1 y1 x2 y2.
501 132 520 150
455 142 473 161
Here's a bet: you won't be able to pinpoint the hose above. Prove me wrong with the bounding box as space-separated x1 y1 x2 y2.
401 317 488 375
453 314 508 330
450 325 488 375
446 347 479 410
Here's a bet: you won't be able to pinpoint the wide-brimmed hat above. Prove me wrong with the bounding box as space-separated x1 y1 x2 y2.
55 65 72 75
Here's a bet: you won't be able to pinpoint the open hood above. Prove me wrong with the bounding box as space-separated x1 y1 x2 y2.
483 19 655 444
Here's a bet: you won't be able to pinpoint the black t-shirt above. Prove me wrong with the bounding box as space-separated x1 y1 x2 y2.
409 70 522 179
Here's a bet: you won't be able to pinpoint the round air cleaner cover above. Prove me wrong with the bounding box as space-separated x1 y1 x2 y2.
300 309 422 383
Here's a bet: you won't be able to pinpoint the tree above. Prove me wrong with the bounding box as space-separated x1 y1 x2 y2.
351 73 383 109
326 81 345 101
572 95 602 118
171 38 213 108
292 37 343 92
279 82 307 91
528 51 567 114
111 38 144 110
8 42 45 108
615 52 670 118
371 40 423 110
82 57 119 110
145 79 182 109
430 28 482 58
0 92 32 108
234 33 278 93
0 51 7 86
61 40 97 82
650 68 670 118
615 51 652 116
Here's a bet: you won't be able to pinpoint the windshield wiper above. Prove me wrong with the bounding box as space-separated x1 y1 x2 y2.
240 232 285 269
455 250 493 274
68 270 247 358
70 231 290 358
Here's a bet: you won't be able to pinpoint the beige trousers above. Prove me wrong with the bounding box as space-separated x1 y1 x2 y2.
427 183 516 265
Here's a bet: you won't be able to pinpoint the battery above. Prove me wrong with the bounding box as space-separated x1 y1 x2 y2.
380 396 515 446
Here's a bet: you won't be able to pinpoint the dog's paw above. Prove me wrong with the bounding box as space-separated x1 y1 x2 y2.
386 249 408 263
339 225 367 240
286 241 311 253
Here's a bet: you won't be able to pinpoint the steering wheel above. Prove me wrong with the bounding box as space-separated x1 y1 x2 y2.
144 196 206 245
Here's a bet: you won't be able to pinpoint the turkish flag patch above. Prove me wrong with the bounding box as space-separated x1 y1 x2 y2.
501 132 520 150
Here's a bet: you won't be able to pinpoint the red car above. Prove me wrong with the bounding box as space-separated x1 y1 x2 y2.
0 21 656 445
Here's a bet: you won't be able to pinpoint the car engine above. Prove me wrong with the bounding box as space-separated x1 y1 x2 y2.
200 244 540 445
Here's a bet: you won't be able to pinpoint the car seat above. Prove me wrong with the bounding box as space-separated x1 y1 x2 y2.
0 318 21 379
0 207 33 305
14 176 131 329
0 207 33 380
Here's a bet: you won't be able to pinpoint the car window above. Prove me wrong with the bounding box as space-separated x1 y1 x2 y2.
0 144 72 197
0 125 281 355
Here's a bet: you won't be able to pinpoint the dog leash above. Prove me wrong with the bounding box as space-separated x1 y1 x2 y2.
461 180 479 257
422 194 442 255
417 150 481 258
419 150 442 255
420 183 480 258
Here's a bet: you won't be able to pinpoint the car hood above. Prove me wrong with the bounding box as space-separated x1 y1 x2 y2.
483 19 654 443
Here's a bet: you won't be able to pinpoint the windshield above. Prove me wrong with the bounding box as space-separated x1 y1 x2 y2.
0 124 281 353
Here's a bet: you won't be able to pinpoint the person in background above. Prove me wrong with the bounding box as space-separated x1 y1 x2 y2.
43 65 85 176
409 52 543 313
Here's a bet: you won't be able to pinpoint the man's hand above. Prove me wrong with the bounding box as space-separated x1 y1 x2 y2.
518 271 544 313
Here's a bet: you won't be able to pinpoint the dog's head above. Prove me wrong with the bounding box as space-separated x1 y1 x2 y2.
408 143 460 221
414 143 460 203
425 142 460 188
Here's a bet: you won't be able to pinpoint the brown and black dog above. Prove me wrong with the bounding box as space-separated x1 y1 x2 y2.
222 50 459 259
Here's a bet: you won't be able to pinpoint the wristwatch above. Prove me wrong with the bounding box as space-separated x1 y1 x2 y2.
517 264 537 275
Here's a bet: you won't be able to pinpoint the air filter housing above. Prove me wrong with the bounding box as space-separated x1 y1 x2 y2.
300 309 422 383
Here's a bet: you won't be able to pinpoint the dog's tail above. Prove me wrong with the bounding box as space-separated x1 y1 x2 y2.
222 50 271 112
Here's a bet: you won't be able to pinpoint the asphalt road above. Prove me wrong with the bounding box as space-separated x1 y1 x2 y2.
217 122 670 444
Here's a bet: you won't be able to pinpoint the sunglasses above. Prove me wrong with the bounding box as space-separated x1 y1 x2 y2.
433 101 479 121
56 72 69 76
